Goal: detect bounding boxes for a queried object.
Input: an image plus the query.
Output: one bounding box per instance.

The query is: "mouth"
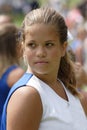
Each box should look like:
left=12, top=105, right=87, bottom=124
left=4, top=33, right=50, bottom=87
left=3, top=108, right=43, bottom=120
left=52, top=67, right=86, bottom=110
left=35, top=61, right=48, bottom=64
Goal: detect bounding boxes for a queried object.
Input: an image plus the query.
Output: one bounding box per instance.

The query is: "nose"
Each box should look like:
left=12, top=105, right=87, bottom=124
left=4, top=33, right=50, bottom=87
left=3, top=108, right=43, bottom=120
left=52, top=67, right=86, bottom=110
left=36, top=46, right=46, bottom=57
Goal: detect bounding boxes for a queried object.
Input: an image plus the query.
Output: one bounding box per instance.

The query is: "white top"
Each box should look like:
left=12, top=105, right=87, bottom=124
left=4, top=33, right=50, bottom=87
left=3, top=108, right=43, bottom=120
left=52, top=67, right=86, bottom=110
left=27, top=75, right=87, bottom=130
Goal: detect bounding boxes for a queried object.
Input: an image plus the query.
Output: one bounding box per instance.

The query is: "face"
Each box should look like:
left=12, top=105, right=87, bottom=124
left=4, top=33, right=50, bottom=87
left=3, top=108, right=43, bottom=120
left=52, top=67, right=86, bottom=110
left=23, top=24, right=67, bottom=76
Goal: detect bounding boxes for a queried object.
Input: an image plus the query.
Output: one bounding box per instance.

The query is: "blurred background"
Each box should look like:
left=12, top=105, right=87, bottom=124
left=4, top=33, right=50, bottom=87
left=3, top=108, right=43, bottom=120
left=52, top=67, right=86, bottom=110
left=0, top=0, right=86, bottom=26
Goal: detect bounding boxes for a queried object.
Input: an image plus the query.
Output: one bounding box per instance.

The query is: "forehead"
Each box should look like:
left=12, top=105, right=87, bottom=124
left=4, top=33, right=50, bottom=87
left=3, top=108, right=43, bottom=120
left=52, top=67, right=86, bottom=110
left=25, top=24, right=58, bottom=40
left=26, top=23, right=56, bottom=31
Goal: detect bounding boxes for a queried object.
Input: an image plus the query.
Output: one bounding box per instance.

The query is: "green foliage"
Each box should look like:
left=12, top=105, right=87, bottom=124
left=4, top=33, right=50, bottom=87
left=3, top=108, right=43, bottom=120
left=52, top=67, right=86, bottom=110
left=12, top=13, right=24, bottom=27
left=68, top=0, right=82, bottom=8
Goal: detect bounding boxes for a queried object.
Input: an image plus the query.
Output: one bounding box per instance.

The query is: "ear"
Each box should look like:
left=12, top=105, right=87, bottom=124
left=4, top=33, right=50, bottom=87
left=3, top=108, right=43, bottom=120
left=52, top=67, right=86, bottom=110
left=21, top=42, right=27, bottom=59
left=21, top=42, right=25, bottom=53
left=61, top=41, right=68, bottom=57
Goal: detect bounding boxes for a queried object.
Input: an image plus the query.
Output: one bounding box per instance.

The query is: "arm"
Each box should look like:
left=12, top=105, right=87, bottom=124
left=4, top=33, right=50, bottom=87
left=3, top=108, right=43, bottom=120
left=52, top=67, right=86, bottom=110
left=74, top=62, right=87, bottom=87
left=7, top=67, right=25, bottom=87
left=7, top=86, right=43, bottom=130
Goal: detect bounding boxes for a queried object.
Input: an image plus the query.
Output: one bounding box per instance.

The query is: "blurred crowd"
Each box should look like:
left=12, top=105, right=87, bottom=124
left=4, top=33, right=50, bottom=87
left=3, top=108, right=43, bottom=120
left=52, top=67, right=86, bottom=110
left=0, top=0, right=40, bottom=14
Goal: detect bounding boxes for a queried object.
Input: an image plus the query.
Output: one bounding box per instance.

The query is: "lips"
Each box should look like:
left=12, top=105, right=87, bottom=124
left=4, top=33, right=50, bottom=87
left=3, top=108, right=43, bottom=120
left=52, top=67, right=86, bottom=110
left=35, top=61, right=48, bottom=64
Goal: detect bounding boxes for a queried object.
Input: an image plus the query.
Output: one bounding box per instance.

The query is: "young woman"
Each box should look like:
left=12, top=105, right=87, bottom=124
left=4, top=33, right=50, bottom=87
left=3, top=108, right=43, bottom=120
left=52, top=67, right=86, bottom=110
left=0, top=23, right=24, bottom=127
left=1, top=7, right=87, bottom=130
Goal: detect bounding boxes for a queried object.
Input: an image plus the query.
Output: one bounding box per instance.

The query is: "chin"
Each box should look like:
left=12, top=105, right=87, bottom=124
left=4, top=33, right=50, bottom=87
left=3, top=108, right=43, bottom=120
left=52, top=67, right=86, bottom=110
left=35, top=71, right=48, bottom=75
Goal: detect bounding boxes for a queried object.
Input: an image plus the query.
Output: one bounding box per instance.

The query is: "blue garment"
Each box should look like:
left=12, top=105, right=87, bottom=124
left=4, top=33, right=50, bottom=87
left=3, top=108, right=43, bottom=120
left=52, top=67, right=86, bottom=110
left=0, top=65, right=18, bottom=127
left=0, top=73, right=33, bottom=130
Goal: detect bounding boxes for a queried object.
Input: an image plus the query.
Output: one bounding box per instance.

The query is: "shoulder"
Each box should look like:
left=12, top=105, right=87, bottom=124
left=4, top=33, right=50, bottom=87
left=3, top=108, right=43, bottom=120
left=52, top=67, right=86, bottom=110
left=8, top=86, right=42, bottom=105
left=7, top=67, right=25, bottom=87
left=8, top=86, right=42, bottom=107
left=10, top=67, right=25, bottom=77
left=7, top=86, right=42, bottom=130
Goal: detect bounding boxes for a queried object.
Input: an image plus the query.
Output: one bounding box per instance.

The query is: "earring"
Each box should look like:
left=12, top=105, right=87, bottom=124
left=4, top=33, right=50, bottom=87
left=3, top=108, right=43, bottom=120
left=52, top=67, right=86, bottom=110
left=23, top=55, right=28, bottom=66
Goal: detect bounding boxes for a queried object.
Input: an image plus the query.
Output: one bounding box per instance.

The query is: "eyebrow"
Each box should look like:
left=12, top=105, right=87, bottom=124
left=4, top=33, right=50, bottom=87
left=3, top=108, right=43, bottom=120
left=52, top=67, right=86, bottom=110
left=45, top=40, right=55, bottom=42
left=26, top=40, right=36, bottom=43
left=26, top=40, right=55, bottom=43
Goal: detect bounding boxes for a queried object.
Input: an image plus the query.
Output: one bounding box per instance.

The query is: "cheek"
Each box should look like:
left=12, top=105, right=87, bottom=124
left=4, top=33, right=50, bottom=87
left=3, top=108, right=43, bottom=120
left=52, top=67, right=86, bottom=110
left=24, top=48, right=33, bottom=59
left=26, top=51, right=33, bottom=60
left=50, top=50, right=61, bottom=58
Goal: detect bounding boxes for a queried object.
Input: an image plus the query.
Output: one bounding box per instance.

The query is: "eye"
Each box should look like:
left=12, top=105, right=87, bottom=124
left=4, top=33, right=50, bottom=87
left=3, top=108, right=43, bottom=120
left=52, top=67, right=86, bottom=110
left=27, top=42, right=36, bottom=48
left=45, top=42, right=54, bottom=47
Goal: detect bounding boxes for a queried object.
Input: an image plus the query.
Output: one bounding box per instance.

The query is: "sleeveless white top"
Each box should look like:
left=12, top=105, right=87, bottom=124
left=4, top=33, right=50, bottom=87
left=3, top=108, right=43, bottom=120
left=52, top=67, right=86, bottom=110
left=27, top=75, right=87, bottom=130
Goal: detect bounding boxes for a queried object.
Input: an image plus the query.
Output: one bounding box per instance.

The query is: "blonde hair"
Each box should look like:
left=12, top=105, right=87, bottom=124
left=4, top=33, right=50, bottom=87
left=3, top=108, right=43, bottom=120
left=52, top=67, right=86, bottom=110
left=19, top=7, right=79, bottom=96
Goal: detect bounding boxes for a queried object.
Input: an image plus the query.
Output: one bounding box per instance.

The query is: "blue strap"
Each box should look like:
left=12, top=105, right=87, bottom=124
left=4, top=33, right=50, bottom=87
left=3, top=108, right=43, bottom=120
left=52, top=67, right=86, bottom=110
left=6, top=73, right=33, bottom=102
left=0, top=73, right=33, bottom=130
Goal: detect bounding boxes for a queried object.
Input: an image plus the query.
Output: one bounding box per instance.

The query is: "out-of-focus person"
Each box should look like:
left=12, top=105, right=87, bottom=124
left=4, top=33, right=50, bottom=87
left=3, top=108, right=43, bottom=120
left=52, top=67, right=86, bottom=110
left=0, top=23, right=25, bottom=127
left=67, top=46, right=87, bottom=116
left=0, top=14, right=13, bottom=25
left=74, top=62, right=87, bottom=116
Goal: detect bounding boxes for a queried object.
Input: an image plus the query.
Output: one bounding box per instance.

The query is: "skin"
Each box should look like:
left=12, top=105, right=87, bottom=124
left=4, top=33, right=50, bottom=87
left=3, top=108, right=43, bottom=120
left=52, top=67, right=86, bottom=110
left=7, top=67, right=25, bottom=87
left=74, top=62, right=87, bottom=115
left=7, top=24, right=67, bottom=130
left=74, top=62, right=87, bottom=87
